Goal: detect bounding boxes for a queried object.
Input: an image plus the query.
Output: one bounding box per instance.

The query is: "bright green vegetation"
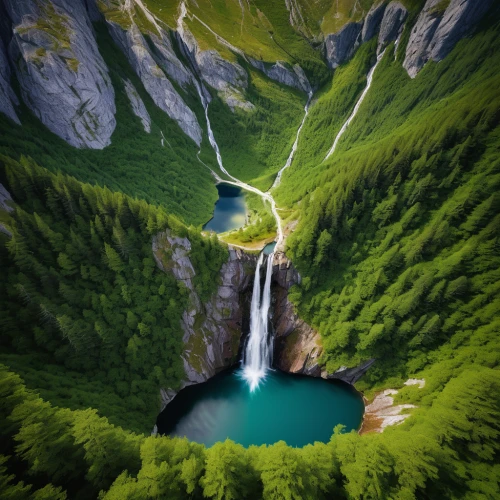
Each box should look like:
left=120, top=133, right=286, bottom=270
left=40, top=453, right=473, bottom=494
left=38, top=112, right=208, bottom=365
left=280, top=18, right=500, bottom=385
left=282, top=40, right=376, bottom=175
left=0, top=24, right=218, bottom=227
left=0, top=157, right=227, bottom=433
left=209, top=69, right=306, bottom=188
left=2, top=363, right=498, bottom=498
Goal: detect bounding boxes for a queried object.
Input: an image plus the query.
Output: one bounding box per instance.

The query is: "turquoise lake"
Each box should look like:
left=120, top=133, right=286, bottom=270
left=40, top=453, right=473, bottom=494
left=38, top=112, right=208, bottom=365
left=157, top=367, right=364, bottom=448
left=203, top=183, right=246, bottom=233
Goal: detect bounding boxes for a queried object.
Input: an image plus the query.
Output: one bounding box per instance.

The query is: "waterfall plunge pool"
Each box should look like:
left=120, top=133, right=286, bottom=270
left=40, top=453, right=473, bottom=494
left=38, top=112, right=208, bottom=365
left=203, top=183, right=247, bottom=233
left=156, top=366, right=364, bottom=448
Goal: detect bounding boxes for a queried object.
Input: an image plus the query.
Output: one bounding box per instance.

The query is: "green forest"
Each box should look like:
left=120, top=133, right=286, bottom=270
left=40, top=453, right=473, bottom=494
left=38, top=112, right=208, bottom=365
left=1, top=0, right=499, bottom=498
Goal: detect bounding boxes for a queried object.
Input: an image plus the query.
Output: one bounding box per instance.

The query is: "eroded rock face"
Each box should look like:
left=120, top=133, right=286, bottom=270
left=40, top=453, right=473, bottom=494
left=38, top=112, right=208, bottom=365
left=403, top=0, right=493, bottom=78
left=123, top=78, right=151, bottom=133
left=152, top=231, right=256, bottom=409
left=325, top=22, right=363, bottom=69
left=362, top=2, right=387, bottom=43
left=271, top=252, right=375, bottom=384
left=4, top=0, right=116, bottom=148
left=176, top=24, right=253, bottom=112
left=249, top=59, right=312, bottom=94
left=378, top=1, right=408, bottom=53
left=0, top=183, right=13, bottom=237
left=0, top=37, right=20, bottom=125
left=148, top=30, right=194, bottom=90
left=107, top=22, right=202, bottom=144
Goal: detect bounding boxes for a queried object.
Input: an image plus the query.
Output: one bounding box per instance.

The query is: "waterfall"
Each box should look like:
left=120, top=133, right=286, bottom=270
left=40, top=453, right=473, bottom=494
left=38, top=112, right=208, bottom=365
left=242, top=252, right=274, bottom=391
left=324, top=49, right=386, bottom=161
left=272, top=91, right=313, bottom=189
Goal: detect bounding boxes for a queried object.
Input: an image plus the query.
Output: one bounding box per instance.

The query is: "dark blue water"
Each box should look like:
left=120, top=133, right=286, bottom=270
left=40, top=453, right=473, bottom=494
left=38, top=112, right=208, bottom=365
left=203, top=183, right=246, bottom=233
left=157, top=367, right=364, bottom=448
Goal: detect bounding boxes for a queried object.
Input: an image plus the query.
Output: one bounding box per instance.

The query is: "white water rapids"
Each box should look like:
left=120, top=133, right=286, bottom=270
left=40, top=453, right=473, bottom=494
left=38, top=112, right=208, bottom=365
left=324, top=50, right=386, bottom=161
left=191, top=77, right=283, bottom=390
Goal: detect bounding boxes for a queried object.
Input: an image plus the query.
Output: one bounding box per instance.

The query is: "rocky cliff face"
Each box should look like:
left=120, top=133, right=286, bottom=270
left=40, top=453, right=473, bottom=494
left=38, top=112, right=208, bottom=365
left=175, top=22, right=254, bottom=112
left=362, top=2, right=386, bottom=43
left=325, top=22, right=363, bottom=69
left=123, top=78, right=151, bottom=133
left=378, top=2, right=408, bottom=54
left=3, top=0, right=116, bottom=148
left=403, top=0, right=494, bottom=78
left=152, top=231, right=256, bottom=409
left=249, top=58, right=312, bottom=94
left=105, top=21, right=202, bottom=145
left=0, top=36, right=20, bottom=125
left=271, top=251, right=375, bottom=384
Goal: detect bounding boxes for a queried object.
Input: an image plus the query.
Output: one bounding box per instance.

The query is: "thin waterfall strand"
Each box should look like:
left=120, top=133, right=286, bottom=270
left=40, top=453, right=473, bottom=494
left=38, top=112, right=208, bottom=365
left=324, top=50, right=386, bottom=161
left=242, top=252, right=274, bottom=391
left=272, top=91, right=313, bottom=189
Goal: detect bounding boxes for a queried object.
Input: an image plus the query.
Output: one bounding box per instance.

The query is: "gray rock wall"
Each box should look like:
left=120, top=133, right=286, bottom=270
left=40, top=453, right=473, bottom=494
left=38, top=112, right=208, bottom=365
left=271, top=251, right=374, bottom=384
left=325, top=22, right=363, bottom=69
left=4, top=0, right=116, bottom=148
left=175, top=24, right=254, bottom=111
left=0, top=36, right=20, bottom=124
left=378, top=1, right=408, bottom=53
left=362, top=2, right=387, bottom=43
left=152, top=231, right=256, bottom=408
left=403, top=0, right=493, bottom=78
left=249, top=58, right=312, bottom=94
left=123, top=78, right=151, bottom=133
left=106, top=21, right=202, bottom=145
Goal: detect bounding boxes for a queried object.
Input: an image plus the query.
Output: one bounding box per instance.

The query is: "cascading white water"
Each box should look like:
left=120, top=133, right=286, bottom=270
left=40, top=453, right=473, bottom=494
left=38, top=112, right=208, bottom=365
left=242, top=252, right=274, bottom=391
left=176, top=0, right=305, bottom=390
left=272, top=91, right=313, bottom=189
left=324, top=49, right=386, bottom=161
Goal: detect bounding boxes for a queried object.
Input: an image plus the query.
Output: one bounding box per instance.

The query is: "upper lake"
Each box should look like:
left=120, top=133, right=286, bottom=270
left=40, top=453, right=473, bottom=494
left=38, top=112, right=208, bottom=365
left=203, top=183, right=247, bottom=233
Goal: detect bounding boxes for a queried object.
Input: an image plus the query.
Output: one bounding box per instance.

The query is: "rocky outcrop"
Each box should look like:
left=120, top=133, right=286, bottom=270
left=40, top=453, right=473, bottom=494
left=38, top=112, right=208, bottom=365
left=123, top=78, right=151, bottom=133
left=0, top=36, right=20, bottom=125
left=0, top=183, right=13, bottom=212
left=273, top=284, right=323, bottom=377
left=362, top=2, right=386, bottom=43
left=327, top=359, right=376, bottom=384
left=153, top=231, right=256, bottom=408
left=176, top=24, right=253, bottom=112
left=325, top=22, right=363, bottom=69
left=249, top=59, right=312, bottom=94
left=0, top=183, right=13, bottom=237
left=4, top=0, right=116, bottom=148
left=378, top=1, right=408, bottom=53
left=403, top=0, right=493, bottom=78
left=285, top=0, right=312, bottom=39
left=360, top=379, right=425, bottom=433
left=271, top=251, right=374, bottom=384
left=106, top=22, right=202, bottom=144
left=148, top=29, right=194, bottom=90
